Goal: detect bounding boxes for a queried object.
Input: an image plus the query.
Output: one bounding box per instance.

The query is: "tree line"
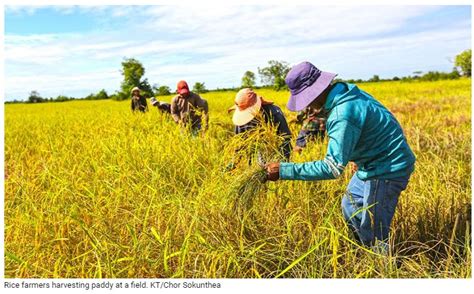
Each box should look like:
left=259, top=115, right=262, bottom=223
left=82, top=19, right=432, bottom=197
left=8, top=49, right=471, bottom=104
left=241, top=49, right=471, bottom=89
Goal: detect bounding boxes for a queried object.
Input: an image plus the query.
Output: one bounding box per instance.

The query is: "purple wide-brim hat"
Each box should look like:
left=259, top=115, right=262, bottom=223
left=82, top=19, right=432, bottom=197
left=285, top=62, right=337, bottom=112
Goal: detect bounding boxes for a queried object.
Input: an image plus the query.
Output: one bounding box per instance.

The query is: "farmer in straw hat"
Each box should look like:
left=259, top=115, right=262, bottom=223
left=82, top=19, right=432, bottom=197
left=170, top=80, right=209, bottom=135
left=228, top=88, right=292, bottom=164
left=130, top=86, right=148, bottom=113
left=265, top=61, right=416, bottom=252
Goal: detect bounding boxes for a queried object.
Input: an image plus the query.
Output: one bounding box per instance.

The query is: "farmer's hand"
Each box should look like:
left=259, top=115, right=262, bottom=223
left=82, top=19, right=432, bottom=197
left=350, top=162, right=358, bottom=174
left=266, top=162, right=280, bottom=182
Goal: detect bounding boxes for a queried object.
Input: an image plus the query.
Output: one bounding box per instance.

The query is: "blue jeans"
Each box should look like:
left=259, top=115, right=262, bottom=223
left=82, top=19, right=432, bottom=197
left=341, top=174, right=410, bottom=246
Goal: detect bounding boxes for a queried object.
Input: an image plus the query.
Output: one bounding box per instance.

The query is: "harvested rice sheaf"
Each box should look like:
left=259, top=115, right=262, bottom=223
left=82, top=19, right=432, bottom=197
left=235, top=166, right=267, bottom=211
left=223, top=122, right=284, bottom=212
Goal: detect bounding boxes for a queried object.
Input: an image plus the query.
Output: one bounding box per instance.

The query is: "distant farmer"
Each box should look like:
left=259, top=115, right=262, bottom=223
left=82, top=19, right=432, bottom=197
left=293, top=107, right=327, bottom=152
left=265, top=62, right=416, bottom=251
left=150, top=97, right=171, bottom=114
left=228, top=88, right=292, bottom=163
left=170, top=80, right=209, bottom=135
left=130, top=87, right=148, bottom=112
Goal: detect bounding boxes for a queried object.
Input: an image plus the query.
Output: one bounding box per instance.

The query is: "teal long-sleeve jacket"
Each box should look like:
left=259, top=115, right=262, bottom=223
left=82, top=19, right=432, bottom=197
left=280, top=82, right=416, bottom=181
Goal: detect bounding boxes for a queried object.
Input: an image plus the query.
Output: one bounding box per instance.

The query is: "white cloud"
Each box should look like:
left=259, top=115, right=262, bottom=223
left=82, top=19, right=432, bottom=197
left=6, top=33, right=64, bottom=44
left=4, top=5, right=471, bottom=100
left=142, top=6, right=440, bottom=43
left=5, top=5, right=44, bottom=15
left=5, top=70, right=121, bottom=99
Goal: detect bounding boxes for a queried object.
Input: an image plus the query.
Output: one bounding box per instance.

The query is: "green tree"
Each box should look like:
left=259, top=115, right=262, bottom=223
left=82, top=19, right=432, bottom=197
left=258, top=60, right=290, bottom=90
left=274, top=75, right=287, bottom=90
left=118, top=58, right=153, bottom=100
left=153, top=85, right=171, bottom=96
left=28, top=90, right=44, bottom=103
left=241, top=71, right=256, bottom=88
left=84, top=89, right=108, bottom=100
left=368, top=75, right=380, bottom=82
left=54, top=95, right=71, bottom=102
left=192, top=82, right=207, bottom=94
left=140, top=78, right=154, bottom=97
left=455, top=49, right=471, bottom=77
left=95, top=89, right=109, bottom=100
left=448, top=68, right=462, bottom=79
left=419, top=70, right=460, bottom=81
left=84, top=93, right=95, bottom=100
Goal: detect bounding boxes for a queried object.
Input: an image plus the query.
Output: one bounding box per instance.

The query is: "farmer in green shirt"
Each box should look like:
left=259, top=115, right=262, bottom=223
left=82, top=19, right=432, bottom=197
left=265, top=61, right=416, bottom=252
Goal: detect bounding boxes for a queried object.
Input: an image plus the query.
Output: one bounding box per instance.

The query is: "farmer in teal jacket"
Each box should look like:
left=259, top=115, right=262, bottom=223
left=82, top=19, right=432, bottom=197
left=265, top=61, right=416, bottom=251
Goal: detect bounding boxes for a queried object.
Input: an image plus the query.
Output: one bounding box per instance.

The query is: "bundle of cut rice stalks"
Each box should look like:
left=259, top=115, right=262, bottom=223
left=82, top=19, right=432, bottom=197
left=222, top=120, right=287, bottom=213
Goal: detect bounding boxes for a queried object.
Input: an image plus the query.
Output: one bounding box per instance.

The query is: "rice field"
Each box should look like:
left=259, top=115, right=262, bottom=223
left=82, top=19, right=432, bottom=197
left=4, top=79, right=472, bottom=278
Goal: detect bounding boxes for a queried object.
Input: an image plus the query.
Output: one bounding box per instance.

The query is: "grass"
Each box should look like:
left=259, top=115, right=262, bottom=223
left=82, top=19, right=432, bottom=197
left=4, top=79, right=472, bottom=278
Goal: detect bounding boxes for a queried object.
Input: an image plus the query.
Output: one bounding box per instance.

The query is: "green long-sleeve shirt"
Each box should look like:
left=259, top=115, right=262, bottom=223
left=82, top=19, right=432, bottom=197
left=280, top=82, right=415, bottom=181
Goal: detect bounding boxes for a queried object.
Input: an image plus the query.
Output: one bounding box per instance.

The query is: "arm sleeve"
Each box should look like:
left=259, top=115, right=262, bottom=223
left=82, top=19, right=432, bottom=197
left=201, top=99, right=209, bottom=127
left=142, top=97, right=148, bottom=111
left=131, top=99, right=135, bottom=111
left=275, top=111, right=291, bottom=138
left=279, top=119, right=361, bottom=181
left=274, top=110, right=292, bottom=161
left=170, top=98, right=180, bottom=123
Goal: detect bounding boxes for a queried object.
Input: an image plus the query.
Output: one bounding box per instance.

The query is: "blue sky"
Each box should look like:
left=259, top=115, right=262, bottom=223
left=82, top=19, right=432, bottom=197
left=4, top=5, right=472, bottom=100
